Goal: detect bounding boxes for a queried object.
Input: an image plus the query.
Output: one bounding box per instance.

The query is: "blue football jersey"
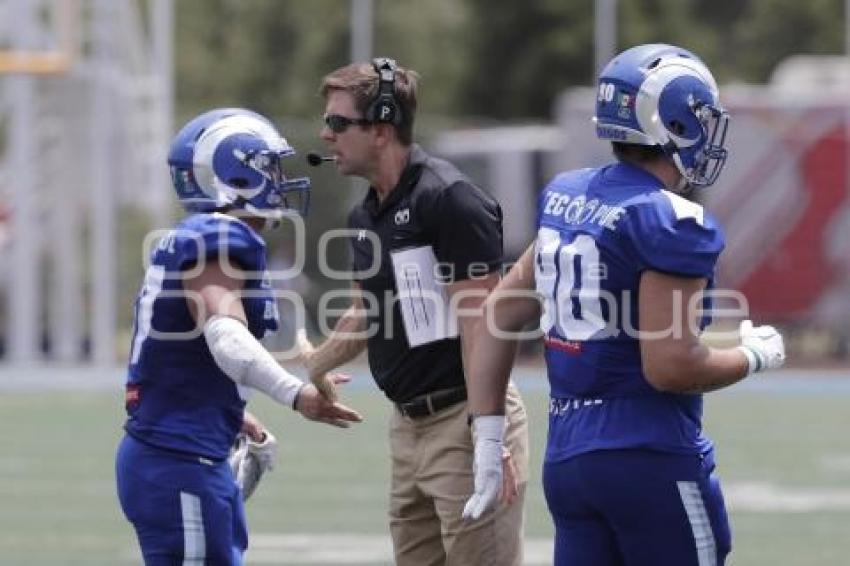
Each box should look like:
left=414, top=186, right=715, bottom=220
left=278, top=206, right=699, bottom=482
left=124, top=213, right=280, bottom=460
left=535, top=162, right=725, bottom=463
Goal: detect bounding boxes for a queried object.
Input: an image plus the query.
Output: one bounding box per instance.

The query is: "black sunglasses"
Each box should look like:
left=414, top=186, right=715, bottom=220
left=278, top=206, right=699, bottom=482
left=324, top=114, right=372, bottom=134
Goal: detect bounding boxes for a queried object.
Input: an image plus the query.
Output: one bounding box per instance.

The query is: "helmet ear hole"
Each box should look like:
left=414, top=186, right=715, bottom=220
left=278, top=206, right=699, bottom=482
left=228, top=177, right=250, bottom=188
left=668, top=120, right=686, bottom=135
left=648, top=57, right=662, bottom=69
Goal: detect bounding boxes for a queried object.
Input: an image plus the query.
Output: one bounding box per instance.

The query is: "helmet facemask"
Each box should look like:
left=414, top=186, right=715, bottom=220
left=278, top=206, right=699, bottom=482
left=233, top=148, right=311, bottom=219
left=666, top=98, right=729, bottom=189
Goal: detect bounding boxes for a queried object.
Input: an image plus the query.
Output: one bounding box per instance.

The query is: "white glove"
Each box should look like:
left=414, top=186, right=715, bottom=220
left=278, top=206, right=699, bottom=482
left=462, top=415, right=505, bottom=521
left=737, top=319, right=786, bottom=375
left=228, top=430, right=278, bottom=500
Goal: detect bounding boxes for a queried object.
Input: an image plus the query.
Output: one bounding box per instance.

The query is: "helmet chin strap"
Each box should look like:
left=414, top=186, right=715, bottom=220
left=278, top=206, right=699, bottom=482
left=673, top=175, right=694, bottom=194
left=212, top=200, right=281, bottom=231
left=244, top=202, right=283, bottom=231
left=668, top=151, right=695, bottom=194
left=262, top=218, right=282, bottom=231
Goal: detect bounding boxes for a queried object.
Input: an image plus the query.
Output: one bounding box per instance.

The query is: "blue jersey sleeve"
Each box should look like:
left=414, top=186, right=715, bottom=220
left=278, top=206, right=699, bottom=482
left=173, top=214, right=265, bottom=272
left=535, top=181, right=552, bottom=229
left=627, top=191, right=724, bottom=278
left=536, top=169, right=598, bottom=230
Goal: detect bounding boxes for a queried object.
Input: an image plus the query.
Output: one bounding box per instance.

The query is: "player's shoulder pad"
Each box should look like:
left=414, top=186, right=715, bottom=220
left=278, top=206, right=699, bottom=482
left=661, top=190, right=706, bottom=226
left=626, top=190, right=725, bottom=278
left=172, top=213, right=265, bottom=271
left=537, top=168, right=598, bottom=223
left=546, top=168, right=598, bottom=193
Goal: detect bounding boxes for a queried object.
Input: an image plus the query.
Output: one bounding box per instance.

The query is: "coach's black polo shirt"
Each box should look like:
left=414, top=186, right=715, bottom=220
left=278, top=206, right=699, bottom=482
left=348, top=144, right=503, bottom=403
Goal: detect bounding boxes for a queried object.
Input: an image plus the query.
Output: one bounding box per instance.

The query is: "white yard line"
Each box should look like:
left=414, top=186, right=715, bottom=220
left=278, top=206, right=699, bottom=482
left=820, top=454, right=850, bottom=473
left=247, top=534, right=553, bottom=565
left=725, top=481, right=850, bottom=513
left=246, top=481, right=850, bottom=564
left=1, top=365, right=849, bottom=394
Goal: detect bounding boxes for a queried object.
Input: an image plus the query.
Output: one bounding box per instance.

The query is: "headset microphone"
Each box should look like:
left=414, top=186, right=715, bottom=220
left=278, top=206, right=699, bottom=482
left=306, top=152, right=336, bottom=167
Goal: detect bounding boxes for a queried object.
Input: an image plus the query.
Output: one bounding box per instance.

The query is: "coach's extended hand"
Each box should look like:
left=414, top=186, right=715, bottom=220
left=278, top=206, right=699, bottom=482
left=295, top=329, right=339, bottom=402
left=294, top=373, right=362, bottom=428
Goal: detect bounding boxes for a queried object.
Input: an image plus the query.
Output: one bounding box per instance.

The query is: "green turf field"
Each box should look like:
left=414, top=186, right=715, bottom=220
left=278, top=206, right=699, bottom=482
left=0, top=368, right=848, bottom=565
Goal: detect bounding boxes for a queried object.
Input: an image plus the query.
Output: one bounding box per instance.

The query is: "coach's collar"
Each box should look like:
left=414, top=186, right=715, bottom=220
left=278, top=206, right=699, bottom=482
left=365, top=144, right=425, bottom=218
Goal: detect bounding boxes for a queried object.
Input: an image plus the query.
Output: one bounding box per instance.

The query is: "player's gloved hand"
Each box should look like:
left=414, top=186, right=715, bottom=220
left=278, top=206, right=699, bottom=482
left=295, top=329, right=338, bottom=402
left=229, top=430, right=278, bottom=501
left=462, top=415, right=506, bottom=521
left=737, top=319, right=786, bottom=375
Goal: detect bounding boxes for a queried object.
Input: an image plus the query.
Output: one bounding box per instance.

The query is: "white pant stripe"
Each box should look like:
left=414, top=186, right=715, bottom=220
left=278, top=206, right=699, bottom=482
left=180, top=492, right=206, bottom=565
left=677, top=481, right=718, bottom=566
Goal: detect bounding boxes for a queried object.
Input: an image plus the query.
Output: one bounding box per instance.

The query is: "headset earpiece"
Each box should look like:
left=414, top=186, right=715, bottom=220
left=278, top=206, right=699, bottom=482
left=366, top=57, right=403, bottom=126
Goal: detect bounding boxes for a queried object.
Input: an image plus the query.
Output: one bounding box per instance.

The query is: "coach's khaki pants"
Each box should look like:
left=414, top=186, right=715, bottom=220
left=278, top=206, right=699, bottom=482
left=389, top=383, right=529, bottom=566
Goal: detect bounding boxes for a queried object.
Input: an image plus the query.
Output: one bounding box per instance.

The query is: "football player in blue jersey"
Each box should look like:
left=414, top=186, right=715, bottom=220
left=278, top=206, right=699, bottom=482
left=116, top=108, right=362, bottom=565
left=462, top=45, right=786, bottom=565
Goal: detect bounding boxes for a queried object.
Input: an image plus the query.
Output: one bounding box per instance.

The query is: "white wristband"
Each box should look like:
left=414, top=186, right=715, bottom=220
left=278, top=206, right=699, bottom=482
left=204, top=315, right=304, bottom=407
left=736, top=345, right=761, bottom=376
left=471, top=415, right=506, bottom=443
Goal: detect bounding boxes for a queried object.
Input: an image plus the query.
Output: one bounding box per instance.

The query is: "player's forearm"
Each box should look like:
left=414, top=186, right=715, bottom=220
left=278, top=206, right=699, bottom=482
left=451, top=273, right=501, bottom=399
left=677, top=345, right=751, bottom=393
left=305, top=306, right=367, bottom=378
left=638, top=270, right=758, bottom=394
left=204, top=315, right=304, bottom=407
left=466, top=328, right=517, bottom=415
left=466, top=292, right=533, bottom=415
left=644, top=342, right=749, bottom=394
left=458, top=307, right=511, bottom=415
left=466, top=247, right=539, bottom=415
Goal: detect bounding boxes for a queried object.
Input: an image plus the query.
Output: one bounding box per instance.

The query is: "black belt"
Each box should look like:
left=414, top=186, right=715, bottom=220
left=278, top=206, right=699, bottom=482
left=396, top=386, right=467, bottom=419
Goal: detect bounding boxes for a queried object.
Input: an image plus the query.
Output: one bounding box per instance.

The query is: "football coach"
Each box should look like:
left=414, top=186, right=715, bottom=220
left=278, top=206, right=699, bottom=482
left=299, top=57, right=529, bottom=566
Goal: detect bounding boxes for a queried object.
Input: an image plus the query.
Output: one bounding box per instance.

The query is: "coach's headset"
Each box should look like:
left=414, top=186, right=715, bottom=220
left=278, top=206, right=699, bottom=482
left=365, top=57, right=403, bottom=126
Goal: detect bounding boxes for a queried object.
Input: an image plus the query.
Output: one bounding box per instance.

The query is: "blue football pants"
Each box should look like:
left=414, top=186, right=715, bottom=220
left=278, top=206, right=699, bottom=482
left=116, top=434, right=247, bottom=565
left=543, top=449, right=731, bottom=566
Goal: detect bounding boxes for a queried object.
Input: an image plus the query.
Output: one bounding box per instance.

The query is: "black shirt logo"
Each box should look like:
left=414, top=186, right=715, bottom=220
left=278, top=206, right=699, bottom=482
left=394, top=208, right=410, bottom=225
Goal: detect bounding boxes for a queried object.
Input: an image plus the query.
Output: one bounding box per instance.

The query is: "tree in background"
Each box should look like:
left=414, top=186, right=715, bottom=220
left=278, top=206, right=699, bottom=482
left=175, top=0, right=472, bottom=124
left=175, top=0, right=847, bottom=122
left=457, top=0, right=595, bottom=120
left=732, top=0, right=846, bottom=82
left=458, top=0, right=847, bottom=120
left=175, top=0, right=348, bottom=120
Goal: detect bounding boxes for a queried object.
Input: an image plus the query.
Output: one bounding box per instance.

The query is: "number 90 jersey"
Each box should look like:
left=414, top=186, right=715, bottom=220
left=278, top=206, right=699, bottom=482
left=124, top=213, right=280, bottom=461
left=535, top=162, right=724, bottom=462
